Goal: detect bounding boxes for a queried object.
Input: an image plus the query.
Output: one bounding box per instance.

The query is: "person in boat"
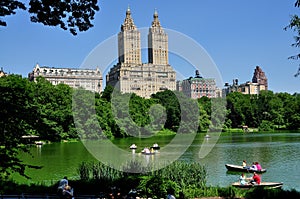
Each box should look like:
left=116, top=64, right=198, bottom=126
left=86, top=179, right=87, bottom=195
left=249, top=172, right=261, bottom=185
left=150, top=147, right=154, bottom=154
left=239, top=173, right=248, bottom=185
left=249, top=162, right=257, bottom=171
left=255, top=162, right=262, bottom=171
left=242, top=160, right=247, bottom=168
left=142, top=147, right=151, bottom=154
left=242, top=160, right=250, bottom=169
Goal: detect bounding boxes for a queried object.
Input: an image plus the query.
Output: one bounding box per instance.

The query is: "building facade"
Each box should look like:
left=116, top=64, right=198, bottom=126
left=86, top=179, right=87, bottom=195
left=223, top=66, right=268, bottom=95
left=237, top=82, right=266, bottom=95
left=177, top=70, right=217, bottom=99
left=30, top=64, right=103, bottom=93
left=106, top=8, right=176, bottom=98
left=0, top=67, right=7, bottom=77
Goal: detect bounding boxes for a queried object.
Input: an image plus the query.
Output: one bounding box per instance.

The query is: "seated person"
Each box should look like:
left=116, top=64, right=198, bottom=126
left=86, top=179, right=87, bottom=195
left=57, top=177, right=68, bottom=197
left=242, top=160, right=250, bottom=169
left=255, top=162, right=262, bottom=171
left=63, top=185, right=73, bottom=199
left=249, top=172, right=261, bottom=185
left=249, top=162, right=257, bottom=171
left=239, top=173, right=247, bottom=185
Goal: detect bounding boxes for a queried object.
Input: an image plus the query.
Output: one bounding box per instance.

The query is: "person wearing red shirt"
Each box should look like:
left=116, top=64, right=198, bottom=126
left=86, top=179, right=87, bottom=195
left=250, top=172, right=261, bottom=185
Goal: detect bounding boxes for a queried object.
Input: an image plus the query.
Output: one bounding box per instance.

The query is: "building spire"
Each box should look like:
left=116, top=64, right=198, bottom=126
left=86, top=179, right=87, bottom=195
left=127, top=4, right=130, bottom=12
left=151, top=9, right=161, bottom=28
left=121, top=5, right=136, bottom=31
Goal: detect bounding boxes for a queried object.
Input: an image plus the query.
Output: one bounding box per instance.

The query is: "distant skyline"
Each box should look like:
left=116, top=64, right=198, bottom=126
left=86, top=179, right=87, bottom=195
left=1, top=0, right=299, bottom=93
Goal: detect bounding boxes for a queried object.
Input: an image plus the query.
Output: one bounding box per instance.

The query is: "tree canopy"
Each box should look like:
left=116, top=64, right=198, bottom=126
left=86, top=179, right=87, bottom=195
left=285, top=0, right=300, bottom=76
left=0, top=0, right=99, bottom=35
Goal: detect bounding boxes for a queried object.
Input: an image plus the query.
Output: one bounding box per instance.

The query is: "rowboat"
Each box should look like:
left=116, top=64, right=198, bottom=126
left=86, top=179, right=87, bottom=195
left=151, top=143, right=160, bottom=150
left=129, top=144, right=137, bottom=149
left=225, top=164, right=267, bottom=173
left=232, top=181, right=283, bottom=189
left=35, top=141, right=44, bottom=145
left=141, top=147, right=155, bottom=155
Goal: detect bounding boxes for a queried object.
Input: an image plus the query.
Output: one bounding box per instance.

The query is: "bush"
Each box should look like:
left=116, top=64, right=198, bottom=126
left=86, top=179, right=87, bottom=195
left=258, top=120, right=274, bottom=131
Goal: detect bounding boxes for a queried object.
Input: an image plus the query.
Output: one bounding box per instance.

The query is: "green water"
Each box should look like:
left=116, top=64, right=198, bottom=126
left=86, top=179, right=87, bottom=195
left=13, top=132, right=300, bottom=191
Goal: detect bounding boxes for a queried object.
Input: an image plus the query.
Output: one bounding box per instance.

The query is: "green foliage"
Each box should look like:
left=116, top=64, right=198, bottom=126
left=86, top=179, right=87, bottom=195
left=152, top=90, right=200, bottom=133
left=226, top=91, right=300, bottom=130
left=197, top=97, right=211, bottom=132
left=285, top=0, right=300, bottom=76
left=77, top=162, right=91, bottom=181
left=259, top=120, right=274, bottom=132
left=155, top=161, right=207, bottom=190
left=34, top=77, right=76, bottom=141
left=151, top=90, right=181, bottom=132
left=75, top=160, right=207, bottom=198
left=0, top=0, right=100, bottom=35
left=0, top=75, right=40, bottom=180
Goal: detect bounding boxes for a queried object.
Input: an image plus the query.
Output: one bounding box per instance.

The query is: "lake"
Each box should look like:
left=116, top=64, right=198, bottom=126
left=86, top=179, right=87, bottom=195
left=13, top=132, right=300, bottom=191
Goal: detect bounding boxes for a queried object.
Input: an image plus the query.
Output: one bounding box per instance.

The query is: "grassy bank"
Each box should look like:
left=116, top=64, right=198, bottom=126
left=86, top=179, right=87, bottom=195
left=1, top=160, right=300, bottom=199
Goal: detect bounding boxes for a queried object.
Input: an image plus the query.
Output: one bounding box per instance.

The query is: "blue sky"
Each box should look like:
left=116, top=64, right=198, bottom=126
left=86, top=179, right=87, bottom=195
left=1, top=0, right=299, bottom=93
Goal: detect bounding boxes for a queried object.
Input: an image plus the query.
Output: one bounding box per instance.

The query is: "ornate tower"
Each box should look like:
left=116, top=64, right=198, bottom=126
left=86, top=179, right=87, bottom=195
left=118, top=7, right=142, bottom=65
left=107, top=8, right=176, bottom=98
left=252, top=66, right=268, bottom=90
left=148, top=10, right=169, bottom=65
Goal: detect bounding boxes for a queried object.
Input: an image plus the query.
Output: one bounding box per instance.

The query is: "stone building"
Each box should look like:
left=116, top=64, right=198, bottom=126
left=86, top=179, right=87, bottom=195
left=176, top=70, right=217, bottom=99
left=223, top=66, right=268, bottom=95
left=0, top=67, right=7, bottom=77
left=252, top=65, right=268, bottom=90
left=30, top=64, right=103, bottom=93
left=106, top=8, right=176, bottom=98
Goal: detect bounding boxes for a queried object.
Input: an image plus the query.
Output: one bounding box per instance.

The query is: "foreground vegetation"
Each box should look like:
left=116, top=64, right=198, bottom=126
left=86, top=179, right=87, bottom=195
left=1, top=160, right=300, bottom=199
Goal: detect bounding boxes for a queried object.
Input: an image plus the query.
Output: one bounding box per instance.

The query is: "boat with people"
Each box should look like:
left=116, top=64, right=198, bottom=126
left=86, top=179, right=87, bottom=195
left=232, top=181, right=283, bottom=189
left=150, top=143, right=160, bottom=150
left=35, top=141, right=44, bottom=146
left=141, top=147, right=155, bottom=155
left=225, top=164, right=267, bottom=173
left=204, top=134, right=211, bottom=138
left=129, top=144, right=137, bottom=149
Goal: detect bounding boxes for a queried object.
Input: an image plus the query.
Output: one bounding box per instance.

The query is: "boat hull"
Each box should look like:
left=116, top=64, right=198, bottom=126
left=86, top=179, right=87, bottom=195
left=141, top=152, right=155, bottom=155
left=225, top=164, right=267, bottom=173
left=232, top=182, right=283, bottom=189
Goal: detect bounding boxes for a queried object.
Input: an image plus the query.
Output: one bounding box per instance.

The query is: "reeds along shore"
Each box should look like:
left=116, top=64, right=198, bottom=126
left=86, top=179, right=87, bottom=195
left=2, top=160, right=300, bottom=199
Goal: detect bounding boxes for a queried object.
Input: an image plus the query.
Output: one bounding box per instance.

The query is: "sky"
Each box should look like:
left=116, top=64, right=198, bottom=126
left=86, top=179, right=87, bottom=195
left=1, top=0, right=300, bottom=94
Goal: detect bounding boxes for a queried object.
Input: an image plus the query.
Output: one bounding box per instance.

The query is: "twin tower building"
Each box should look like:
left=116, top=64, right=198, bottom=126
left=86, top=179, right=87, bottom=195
left=31, top=8, right=176, bottom=98
left=106, top=7, right=176, bottom=98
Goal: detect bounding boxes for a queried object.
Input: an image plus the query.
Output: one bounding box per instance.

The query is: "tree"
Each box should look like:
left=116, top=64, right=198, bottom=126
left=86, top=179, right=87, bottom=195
left=33, top=77, right=76, bottom=141
left=285, top=0, right=300, bottom=76
left=0, top=0, right=100, bottom=35
left=0, top=75, right=40, bottom=180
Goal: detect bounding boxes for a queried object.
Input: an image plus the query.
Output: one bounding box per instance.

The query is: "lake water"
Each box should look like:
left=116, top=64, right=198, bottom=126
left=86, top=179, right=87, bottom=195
left=13, top=132, right=300, bottom=191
